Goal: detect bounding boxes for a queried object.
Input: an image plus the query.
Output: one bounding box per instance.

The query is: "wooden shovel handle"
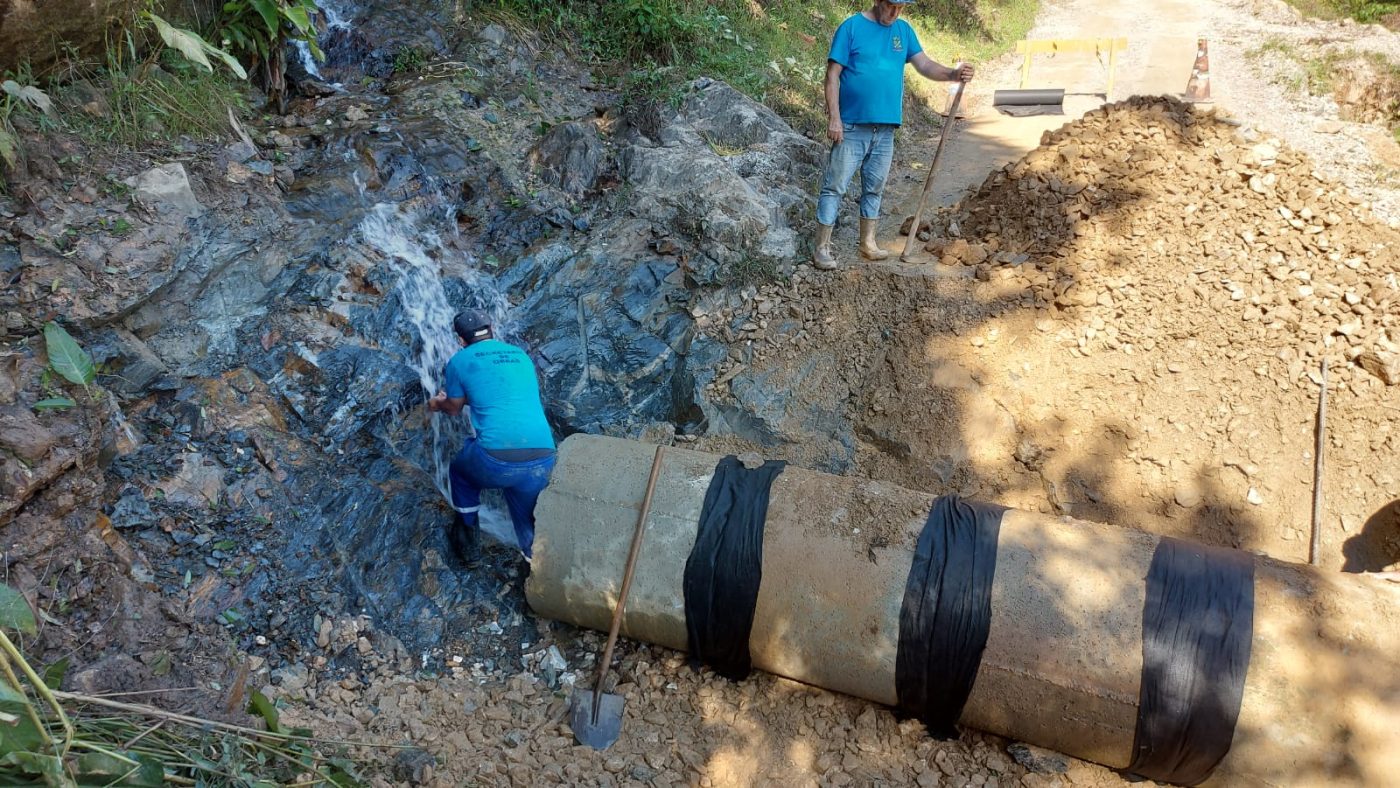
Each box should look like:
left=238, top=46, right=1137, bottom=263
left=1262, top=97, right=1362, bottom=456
left=592, top=444, right=667, bottom=712
left=901, top=81, right=967, bottom=262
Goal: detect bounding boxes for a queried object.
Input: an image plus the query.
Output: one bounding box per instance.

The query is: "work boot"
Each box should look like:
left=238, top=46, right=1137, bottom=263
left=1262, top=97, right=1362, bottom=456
left=859, top=218, right=890, bottom=261
left=813, top=223, right=838, bottom=270
left=446, top=512, right=480, bottom=568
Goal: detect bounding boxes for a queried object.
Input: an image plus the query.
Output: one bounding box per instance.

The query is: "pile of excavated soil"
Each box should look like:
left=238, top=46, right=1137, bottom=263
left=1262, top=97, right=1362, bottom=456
left=925, top=95, right=1400, bottom=388
left=699, top=94, right=1400, bottom=571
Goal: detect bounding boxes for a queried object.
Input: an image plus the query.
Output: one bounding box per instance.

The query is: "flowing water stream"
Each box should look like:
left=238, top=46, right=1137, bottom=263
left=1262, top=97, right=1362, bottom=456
left=296, top=0, right=353, bottom=81
left=354, top=202, right=522, bottom=548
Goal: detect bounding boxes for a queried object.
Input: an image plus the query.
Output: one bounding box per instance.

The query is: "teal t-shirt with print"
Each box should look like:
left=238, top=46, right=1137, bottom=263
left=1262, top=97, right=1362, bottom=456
left=444, top=339, right=555, bottom=452
left=828, top=14, right=924, bottom=126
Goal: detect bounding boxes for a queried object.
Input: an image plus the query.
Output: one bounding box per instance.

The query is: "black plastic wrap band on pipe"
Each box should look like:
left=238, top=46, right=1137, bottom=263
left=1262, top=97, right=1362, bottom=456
left=682, top=456, right=787, bottom=681
left=992, top=88, right=1067, bottom=106
left=896, top=495, right=1008, bottom=739
left=1127, top=536, right=1256, bottom=786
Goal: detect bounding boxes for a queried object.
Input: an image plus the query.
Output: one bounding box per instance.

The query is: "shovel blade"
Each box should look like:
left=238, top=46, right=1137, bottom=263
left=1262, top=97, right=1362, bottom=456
left=569, top=690, right=625, bottom=750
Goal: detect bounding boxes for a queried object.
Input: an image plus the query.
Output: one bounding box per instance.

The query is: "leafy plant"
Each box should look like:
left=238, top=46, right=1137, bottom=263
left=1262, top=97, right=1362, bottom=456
left=217, top=0, right=324, bottom=112
left=144, top=12, right=247, bottom=79
left=31, top=398, right=77, bottom=412
left=1, top=76, right=54, bottom=183
left=42, top=322, right=95, bottom=391
left=0, top=582, right=377, bottom=785
left=393, top=45, right=428, bottom=73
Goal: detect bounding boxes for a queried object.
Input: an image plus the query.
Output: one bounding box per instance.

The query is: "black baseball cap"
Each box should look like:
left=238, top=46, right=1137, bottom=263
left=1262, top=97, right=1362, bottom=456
left=453, top=309, right=493, bottom=341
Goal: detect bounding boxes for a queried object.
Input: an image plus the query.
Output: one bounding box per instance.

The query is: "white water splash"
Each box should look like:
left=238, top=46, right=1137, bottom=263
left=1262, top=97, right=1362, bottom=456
left=296, top=0, right=354, bottom=81
left=353, top=203, right=519, bottom=548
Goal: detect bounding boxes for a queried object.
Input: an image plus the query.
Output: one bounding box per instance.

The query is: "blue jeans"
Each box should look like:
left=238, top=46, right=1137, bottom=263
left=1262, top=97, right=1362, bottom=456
left=817, top=123, right=897, bottom=226
left=449, top=440, right=556, bottom=559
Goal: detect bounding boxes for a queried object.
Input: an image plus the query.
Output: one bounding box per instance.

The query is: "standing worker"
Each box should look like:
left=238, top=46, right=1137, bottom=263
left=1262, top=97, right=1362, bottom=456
left=428, top=309, right=556, bottom=567
left=814, top=0, right=974, bottom=270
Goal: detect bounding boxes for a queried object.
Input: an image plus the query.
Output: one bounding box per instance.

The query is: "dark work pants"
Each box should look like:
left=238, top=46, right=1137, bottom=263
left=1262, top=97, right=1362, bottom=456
left=448, top=439, right=556, bottom=558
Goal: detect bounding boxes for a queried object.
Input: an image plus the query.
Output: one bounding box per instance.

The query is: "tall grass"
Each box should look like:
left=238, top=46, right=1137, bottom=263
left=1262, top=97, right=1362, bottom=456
left=1279, top=0, right=1400, bottom=23
left=51, top=49, right=246, bottom=150
left=479, top=0, right=1038, bottom=133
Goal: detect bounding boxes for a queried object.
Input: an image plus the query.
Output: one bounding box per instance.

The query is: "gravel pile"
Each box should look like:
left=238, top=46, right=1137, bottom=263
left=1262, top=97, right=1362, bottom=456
left=922, top=96, right=1400, bottom=392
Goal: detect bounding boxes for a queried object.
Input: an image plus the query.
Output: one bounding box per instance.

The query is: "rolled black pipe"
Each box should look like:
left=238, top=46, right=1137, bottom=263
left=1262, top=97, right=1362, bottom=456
left=993, top=88, right=1066, bottom=107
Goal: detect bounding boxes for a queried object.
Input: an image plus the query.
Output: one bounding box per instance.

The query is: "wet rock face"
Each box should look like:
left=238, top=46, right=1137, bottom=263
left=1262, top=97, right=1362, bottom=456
left=527, top=122, right=605, bottom=196
left=1, top=2, right=841, bottom=654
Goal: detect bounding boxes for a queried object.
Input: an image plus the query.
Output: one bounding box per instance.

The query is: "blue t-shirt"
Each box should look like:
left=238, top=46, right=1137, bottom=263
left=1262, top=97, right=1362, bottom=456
left=828, top=14, right=923, bottom=125
left=444, top=339, right=555, bottom=452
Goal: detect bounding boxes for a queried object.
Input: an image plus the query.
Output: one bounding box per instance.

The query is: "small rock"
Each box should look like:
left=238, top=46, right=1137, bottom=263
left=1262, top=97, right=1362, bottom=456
left=225, top=161, right=254, bottom=185
left=1008, top=743, right=1068, bottom=774
left=737, top=451, right=765, bottom=469
left=1247, top=487, right=1264, bottom=506
left=1357, top=350, right=1399, bottom=385
left=1174, top=482, right=1203, bottom=509
left=542, top=646, right=567, bottom=672
left=345, top=106, right=370, bottom=122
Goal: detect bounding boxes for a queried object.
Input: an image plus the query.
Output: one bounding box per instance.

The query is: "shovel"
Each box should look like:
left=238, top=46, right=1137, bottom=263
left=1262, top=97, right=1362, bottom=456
left=901, top=80, right=967, bottom=262
left=569, top=443, right=666, bottom=750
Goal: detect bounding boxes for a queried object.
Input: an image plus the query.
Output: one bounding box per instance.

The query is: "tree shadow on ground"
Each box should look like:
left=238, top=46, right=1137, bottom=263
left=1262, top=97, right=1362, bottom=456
left=1341, top=498, right=1400, bottom=572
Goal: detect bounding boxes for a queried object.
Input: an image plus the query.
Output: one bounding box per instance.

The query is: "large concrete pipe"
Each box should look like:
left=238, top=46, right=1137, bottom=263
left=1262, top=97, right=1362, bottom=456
left=525, top=435, right=1400, bottom=785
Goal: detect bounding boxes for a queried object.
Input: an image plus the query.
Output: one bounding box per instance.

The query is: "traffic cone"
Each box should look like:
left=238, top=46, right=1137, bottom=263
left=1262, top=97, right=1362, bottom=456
left=1184, top=38, right=1211, bottom=102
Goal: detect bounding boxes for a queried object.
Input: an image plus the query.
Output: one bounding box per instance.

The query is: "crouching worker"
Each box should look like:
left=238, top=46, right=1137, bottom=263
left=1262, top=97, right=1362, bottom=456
left=427, top=309, right=556, bottom=566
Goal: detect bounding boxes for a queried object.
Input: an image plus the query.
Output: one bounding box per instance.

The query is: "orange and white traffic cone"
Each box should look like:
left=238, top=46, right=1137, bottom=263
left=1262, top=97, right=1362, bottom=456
left=1184, top=38, right=1211, bottom=102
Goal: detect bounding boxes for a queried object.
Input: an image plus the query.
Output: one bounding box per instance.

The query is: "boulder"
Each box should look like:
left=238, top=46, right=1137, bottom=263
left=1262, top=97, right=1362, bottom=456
left=527, top=121, right=605, bottom=196
left=125, top=163, right=204, bottom=220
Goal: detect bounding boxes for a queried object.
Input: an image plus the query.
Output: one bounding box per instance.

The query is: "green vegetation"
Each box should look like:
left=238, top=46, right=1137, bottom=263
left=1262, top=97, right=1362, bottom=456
left=480, top=0, right=1037, bottom=133
left=722, top=255, right=783, bottom=286
left=54, top=55, right=247, bottom=148
left=215, top=0, right=323, bottom=110
left=0, top=75, right=54, bottom=177
left=1279, top=0, right=1400, bottom=23
left=0, top=582, right=370, bottom=785
left=393, top=44, right=430, bottom=73
left=1247, top=37, right=1400, bottom=141
left=2, top=2, right=322, bottom=185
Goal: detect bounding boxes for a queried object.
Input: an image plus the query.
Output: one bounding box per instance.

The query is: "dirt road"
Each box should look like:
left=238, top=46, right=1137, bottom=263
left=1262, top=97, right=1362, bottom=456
left=882, top=0, right=1400, bottom=237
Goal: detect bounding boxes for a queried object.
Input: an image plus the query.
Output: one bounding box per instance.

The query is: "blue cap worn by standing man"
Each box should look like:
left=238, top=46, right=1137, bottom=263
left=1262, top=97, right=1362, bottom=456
left=428, top=309, right=556, bottom=567
left=813, top=0, right=974, bottom=270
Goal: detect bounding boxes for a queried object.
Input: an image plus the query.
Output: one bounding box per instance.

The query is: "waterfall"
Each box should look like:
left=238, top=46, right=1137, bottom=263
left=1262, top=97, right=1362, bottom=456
left=296, top=0, right=353, bottom=81
left=353, top=203, right=520, bottom=548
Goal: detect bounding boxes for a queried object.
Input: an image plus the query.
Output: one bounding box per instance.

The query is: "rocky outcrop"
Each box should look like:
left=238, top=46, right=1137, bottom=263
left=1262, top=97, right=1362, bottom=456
left=527, top=122, right=605, bottom=196
left=618, top=78, right=825, bottom=276
left=0, top=6, right=841, bottom=656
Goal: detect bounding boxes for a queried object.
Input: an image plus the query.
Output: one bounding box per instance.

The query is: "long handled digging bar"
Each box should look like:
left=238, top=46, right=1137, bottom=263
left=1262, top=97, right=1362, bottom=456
left=1310, top=361, right=1328, bottom=566
left=568, top=443, right=666, bottom=749
left=900, top=81, right=967, bottom=263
